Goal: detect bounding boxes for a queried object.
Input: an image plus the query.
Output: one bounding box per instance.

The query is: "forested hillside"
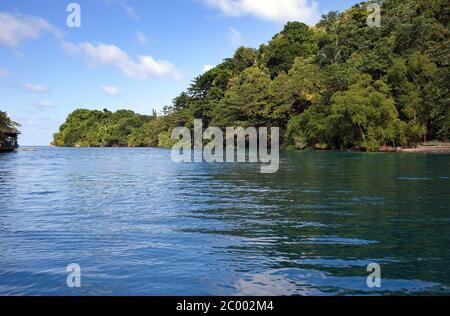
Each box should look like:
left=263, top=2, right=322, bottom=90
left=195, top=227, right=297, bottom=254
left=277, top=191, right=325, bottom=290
left=53, top=0, right=449, bottom=151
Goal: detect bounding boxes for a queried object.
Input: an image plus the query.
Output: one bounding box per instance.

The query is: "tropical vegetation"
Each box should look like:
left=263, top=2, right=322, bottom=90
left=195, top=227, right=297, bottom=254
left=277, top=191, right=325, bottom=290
left=0, top=111, right=20, bottom=133
left=53, top=0, right=449, bottom=151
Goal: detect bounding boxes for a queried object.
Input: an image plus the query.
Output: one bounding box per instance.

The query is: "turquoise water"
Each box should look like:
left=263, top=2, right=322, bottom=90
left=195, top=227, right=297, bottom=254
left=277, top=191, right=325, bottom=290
left=0, top=147, right=449, bottom=295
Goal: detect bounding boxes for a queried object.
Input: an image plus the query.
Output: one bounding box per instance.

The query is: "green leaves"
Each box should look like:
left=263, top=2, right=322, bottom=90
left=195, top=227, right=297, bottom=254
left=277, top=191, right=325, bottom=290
left=328, top=77, right=403, bottom=150
left=53, top=109, right=156, bottom=147
left=216, top=66, right=272, bottom=127
left=0, top=111, right=20, bottom=131
left=261, top=22, right=318, bottom=78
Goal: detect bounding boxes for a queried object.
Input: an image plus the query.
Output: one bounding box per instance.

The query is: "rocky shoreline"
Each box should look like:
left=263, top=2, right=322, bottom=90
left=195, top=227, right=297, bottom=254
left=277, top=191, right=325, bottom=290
left=381, top=142, right=450, bottom=153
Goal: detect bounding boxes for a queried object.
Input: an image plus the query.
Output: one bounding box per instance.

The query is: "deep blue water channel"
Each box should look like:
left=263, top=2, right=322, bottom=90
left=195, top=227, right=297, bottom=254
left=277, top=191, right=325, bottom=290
left=0, top=147, right=449, bottom=295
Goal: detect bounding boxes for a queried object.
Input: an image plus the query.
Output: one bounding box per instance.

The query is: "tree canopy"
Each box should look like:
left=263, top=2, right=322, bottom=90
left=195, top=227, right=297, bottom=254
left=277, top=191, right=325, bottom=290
left=0, top=111, right=20, bottom=132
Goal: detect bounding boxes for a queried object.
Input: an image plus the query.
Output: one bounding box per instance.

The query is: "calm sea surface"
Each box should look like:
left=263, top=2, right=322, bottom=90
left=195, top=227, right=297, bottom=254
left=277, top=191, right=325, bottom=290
left=0, top=147, right=449, bottom=295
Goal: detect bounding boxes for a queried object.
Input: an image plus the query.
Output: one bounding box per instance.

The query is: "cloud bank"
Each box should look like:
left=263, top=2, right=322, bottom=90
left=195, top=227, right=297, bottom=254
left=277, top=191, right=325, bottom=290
left=202, top=64, right=214, bottom=72
left=101, top=0, right=139, bottom=20
left=202, top=0, right=320, bottom=24
left=0, top=12, right=62, bottom=48
left=101, top=85, right=120, bottom=97
left=62, top=41, right=180, bottom=80
left=36, top=100, right=57, bottom=109
left=135, top=31, right=147, bottom=45
left=227, top=27, right=245, bottom=47
left=21, top=83, right=47, bottom=93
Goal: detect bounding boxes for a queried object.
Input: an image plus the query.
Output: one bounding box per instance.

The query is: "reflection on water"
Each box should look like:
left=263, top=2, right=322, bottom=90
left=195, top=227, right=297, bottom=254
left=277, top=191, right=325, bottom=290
left=0, top=147, right=449, bottom=295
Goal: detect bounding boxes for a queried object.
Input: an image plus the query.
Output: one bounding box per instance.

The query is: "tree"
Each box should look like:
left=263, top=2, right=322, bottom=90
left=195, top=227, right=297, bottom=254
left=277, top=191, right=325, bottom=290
left=0, top=111, right=20, bottom=131
left=267, top=57, right=325, bottom=132
left=172, top=92, right=191, bottom=111
left=286, top=105, right=330, bottom=150
left=327, top=77, right=405, bottom=151
left=387, top=53, right=446, bottom=141
left=260, top=22, right=318, bottom=78
left=188, top=60, right=234, bottom=99
left=232, top=47, right=257, bottom=73
left=214, top=66, right=272, bottom=127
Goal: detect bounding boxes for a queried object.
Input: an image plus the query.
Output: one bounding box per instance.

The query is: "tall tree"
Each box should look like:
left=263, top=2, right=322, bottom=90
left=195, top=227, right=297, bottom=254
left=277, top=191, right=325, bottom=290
left=260, top=22, right=318, bottom=78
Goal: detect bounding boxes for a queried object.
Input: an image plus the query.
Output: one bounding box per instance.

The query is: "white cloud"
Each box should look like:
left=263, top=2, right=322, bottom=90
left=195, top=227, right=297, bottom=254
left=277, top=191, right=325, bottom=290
left=227, top=27, right=244, bottom=47
left=0, top=68, right=10, bottom=77
left=202, top=0, right=320, bottom=24
left=102, top=0, right=139, bottom=20
left=36, top=100, right=56, bottom=109
left=135, top=31, right=147, bottom=45
left=21, top=83, right=47, bottom=93
left=120, top=0, right=139, bottom=20
left=62, top=41, right=180, bottom=80
left=101, top=85, right=120, bottom=97
left=0, top=12, right=62, bottom=48
left=202, top=64, right=214, bottom=72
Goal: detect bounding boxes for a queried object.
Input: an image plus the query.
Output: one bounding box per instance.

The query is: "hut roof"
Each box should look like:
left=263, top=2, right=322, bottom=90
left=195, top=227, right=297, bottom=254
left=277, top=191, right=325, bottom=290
left=0, top=127, right=20, bottom=135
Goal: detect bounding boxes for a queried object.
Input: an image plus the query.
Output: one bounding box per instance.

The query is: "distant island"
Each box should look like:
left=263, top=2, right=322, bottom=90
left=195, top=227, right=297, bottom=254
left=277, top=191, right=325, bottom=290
left=53, top=0, right=449, bottom=152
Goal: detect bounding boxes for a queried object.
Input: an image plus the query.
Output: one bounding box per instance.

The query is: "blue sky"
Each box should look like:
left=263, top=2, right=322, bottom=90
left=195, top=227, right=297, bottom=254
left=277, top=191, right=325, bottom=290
left=0, top=0, right=360, bottom=145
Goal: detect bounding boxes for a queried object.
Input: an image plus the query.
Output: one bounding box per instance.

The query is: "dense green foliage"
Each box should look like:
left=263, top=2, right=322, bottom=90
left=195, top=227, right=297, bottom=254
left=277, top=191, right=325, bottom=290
left=53, top=109, right=167, bottom=147
left=0, top=111, right=20, bottom=130
left=0, top=111, right=20, bottom=132
left=54, top=0, right=449, bottom=150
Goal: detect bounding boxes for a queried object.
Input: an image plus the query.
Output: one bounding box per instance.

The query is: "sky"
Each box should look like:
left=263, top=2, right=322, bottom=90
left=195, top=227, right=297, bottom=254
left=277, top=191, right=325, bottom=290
left=0, top=0, right=360, bottom=145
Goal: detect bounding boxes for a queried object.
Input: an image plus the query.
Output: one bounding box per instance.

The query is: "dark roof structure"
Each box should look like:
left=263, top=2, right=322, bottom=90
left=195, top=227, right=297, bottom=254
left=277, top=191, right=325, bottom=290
left=0, top=127, right=20, bottom=135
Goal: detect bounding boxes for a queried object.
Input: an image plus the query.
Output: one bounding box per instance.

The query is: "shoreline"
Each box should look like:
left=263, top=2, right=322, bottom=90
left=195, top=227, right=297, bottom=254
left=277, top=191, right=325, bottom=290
left=384, top=142, right=450, bottom=154
left=22, top=142, right=450, bottom=154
